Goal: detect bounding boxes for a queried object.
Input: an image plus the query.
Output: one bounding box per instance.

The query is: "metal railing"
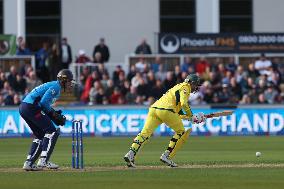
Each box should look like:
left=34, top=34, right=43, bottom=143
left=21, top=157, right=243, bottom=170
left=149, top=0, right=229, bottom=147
left=126, top=53, right=284, bottom=67
left=0, top=55, right=35, bottom=73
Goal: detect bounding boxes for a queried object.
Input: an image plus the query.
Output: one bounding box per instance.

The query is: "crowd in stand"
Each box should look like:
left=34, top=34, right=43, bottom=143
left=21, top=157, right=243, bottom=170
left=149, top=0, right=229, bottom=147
left=0, top=36, right=153, bottom=106
left=78, top=54, right=284, bottom=106
left=1, top=36, right=284, bottom=106
left=0, top=65, right=42, bottom=106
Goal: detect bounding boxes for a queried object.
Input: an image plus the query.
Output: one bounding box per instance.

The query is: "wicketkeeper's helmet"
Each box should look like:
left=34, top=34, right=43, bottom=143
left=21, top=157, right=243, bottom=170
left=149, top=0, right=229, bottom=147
left=57, top=69, right=75, bottom=91
left=57, top=69, right=74, bottom=82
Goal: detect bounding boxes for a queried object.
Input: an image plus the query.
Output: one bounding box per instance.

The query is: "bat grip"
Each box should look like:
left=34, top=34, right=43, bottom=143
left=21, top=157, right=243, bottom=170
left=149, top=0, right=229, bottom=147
left=205, top=114, right=214, bottom=118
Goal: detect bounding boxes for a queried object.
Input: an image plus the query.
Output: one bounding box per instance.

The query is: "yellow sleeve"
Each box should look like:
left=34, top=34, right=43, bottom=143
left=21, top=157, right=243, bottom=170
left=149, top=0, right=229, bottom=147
left=179, top=115, right=190, bottom=120
left=180, top=86, right=192, bottom=118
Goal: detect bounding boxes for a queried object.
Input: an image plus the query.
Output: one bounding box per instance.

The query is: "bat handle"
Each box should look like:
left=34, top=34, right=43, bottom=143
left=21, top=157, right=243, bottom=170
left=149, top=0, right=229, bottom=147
left=205, top=114, right=214, bottom=118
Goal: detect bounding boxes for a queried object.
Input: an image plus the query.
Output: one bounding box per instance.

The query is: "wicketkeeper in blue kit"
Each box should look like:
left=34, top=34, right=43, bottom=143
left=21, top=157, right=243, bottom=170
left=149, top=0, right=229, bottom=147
left=20, top=69, right=75, bottom=171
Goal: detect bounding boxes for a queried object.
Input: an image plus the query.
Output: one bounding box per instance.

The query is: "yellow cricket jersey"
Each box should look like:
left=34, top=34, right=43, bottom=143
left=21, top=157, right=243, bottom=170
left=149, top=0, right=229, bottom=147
left=151, top=82, right=192, bottom=117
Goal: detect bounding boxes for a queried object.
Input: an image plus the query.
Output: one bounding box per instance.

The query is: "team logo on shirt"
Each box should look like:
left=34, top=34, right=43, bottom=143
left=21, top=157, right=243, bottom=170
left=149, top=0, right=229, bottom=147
left=183, top=89, right=187, bottom=94
left=51, top=89, right=56, bottom=95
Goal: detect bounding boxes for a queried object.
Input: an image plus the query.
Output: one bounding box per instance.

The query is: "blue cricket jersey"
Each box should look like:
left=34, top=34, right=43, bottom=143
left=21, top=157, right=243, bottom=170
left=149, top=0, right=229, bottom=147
left=23, top=81, right=61, bottom=113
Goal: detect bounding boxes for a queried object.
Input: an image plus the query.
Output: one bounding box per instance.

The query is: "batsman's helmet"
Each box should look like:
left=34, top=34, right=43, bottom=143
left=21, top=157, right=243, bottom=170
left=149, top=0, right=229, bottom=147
left=57, top=69, right=74, bottom=82
left=184, top=74, right=200, bottom=85
left=185, top=74, right=201, bottom=92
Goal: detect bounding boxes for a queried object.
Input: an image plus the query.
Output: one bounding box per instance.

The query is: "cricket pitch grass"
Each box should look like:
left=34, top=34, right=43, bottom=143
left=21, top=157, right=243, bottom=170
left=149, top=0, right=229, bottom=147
left=0, top=136, right=284, bottom=189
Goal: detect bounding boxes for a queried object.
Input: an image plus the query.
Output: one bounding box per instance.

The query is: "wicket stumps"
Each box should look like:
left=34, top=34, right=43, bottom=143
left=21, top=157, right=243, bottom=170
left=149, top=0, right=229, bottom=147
left=72, top=120, right=84, bottom=169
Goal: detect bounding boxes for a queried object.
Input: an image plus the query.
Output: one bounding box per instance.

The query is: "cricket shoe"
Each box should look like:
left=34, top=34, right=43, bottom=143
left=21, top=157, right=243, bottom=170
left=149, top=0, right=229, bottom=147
left=46, top=161, right=59, bottom=169
left=160, top=151, right=178, bottom=167
left=124, top=150, right=136, bottom=168
left=37, top=158, right=59, bottom=169
left=23, top=161, right=43, bottom=171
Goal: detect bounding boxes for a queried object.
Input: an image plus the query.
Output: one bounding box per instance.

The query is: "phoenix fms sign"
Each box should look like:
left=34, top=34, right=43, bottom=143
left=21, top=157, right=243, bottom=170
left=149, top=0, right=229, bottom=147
left=158, top=33, right=284, bottom=54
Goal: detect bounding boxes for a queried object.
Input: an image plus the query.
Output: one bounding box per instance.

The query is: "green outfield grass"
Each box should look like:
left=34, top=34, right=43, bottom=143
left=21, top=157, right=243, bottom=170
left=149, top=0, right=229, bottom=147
left=0, top=136, right=284, bottom=189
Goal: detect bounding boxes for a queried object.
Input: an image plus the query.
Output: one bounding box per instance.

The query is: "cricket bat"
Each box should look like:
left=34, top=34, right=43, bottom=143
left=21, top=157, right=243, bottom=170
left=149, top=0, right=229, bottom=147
left=204, top=110, right=234, bottom=118
left=180, top=110, right=234, bottom=120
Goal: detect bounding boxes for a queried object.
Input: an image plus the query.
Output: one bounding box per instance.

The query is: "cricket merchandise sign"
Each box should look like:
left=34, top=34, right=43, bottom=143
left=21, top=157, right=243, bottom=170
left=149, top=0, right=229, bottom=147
left=159, top=33, right=284, bottom=54
left=0, top=107, right=283, bottom=137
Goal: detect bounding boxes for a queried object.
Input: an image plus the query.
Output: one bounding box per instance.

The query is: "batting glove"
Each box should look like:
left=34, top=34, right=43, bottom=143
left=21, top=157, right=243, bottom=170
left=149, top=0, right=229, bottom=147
left=192, top=112, right=206, bottom=124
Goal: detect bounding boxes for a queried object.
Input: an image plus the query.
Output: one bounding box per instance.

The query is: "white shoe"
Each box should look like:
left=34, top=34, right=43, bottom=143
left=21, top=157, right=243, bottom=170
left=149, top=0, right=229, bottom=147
left=160, top=151, right=178, bottom=167
left=124, top=150, right=136, bottom=168
left=23, top=161, right=43, bottom=171
left=37, top=158, right=59, bottom=169
left=46, top=161, right=59, bottom=169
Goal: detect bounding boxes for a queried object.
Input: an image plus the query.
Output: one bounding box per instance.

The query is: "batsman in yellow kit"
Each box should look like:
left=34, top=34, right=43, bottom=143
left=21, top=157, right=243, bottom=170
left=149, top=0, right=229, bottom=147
left=124, top=74, right=207, bottom=167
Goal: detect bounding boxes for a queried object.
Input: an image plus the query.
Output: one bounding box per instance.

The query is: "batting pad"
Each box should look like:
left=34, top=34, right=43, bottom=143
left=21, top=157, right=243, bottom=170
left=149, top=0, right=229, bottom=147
left=169, top=128, right=192, bottom=159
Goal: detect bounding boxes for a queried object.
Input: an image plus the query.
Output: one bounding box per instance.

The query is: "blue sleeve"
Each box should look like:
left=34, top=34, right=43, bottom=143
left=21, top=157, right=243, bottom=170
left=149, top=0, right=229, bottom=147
left=39, top=87, right=59, bottom=113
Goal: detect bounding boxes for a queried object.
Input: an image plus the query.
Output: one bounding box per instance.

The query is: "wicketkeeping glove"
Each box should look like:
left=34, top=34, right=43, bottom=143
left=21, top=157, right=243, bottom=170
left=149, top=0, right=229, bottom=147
left=48, top=109, right=66, bottom=126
